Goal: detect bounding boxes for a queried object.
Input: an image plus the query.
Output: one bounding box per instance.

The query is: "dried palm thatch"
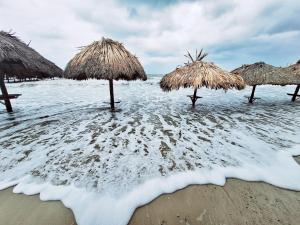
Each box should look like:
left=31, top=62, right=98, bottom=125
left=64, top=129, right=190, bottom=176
left=160, top=50, right=245, bottom=107
left=64, top=38, right=146, bottom=111
left=64, top=38, right=146, bottom=81
left=0, top=31, right=63, bottom=79
left=160, top=61, right=245, bottom=91
left=284, top=59, right=300, bottom=77
left=232, top=62, right=299, bottom=86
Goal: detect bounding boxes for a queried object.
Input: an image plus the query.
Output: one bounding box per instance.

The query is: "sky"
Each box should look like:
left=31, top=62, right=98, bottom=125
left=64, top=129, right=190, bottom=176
left=0, top=0, right=299, bottom=74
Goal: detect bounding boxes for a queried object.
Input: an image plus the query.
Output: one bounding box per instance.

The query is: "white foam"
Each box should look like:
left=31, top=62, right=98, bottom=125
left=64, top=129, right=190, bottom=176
left=1, top=78, right=300, bottom=225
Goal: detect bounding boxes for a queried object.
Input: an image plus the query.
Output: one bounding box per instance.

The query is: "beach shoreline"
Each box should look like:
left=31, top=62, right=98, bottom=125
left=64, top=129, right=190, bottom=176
left=0, top=156, right=299, bottom=225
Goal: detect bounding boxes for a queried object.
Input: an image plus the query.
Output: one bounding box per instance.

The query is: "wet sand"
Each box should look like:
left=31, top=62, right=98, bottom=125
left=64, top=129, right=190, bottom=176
left=0, top=187, right=76, bottom=225
left=129, top=179, right=300, bottom=225
left=0, top=156, right=299, bottom=225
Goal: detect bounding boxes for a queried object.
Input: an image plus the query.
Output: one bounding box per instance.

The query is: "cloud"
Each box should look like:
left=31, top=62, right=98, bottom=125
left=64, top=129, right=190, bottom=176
left=0, top=0, right=299, bottom=74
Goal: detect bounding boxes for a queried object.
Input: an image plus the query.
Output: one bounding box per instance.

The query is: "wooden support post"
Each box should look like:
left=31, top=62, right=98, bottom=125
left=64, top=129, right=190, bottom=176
left=0, top=74, right=13, bottom=112
left=291, top=85, right=300, bottom=102
left=249, top=85, right=256, bottom=104
left=192, top=88, right=197, bottom=108
left=109, top=79, right=115, bottom=111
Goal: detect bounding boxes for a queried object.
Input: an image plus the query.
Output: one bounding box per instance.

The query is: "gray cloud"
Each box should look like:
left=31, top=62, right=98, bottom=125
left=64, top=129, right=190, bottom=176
left=0, top=0, right=299, bottom=74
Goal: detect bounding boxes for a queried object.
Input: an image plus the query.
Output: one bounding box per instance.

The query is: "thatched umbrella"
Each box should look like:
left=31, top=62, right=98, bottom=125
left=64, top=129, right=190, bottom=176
left=283, top=60, right=300, bottom=101
left=160, top=50, right=245, bottom=107
left=64, top=37, right=147, bottom=111
left=232, top=62, right=300, bottom=103
left=0, top=31, right=63, bottom=112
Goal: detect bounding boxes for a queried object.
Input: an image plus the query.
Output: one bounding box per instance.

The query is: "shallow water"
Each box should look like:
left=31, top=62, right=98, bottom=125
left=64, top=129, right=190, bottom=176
left=0, top=77, right=300, bottom=225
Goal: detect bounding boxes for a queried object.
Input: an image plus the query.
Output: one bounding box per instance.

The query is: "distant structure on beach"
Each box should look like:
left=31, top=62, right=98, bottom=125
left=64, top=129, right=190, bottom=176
left=64, top=37, right=147, bottom=111
left=283, top=60, right=300, bottom=101
left=232, top=62, right=300, bottom=103
left=160, top=50, right=245, bottom=107
left=0, top=31, right=63, bottom=112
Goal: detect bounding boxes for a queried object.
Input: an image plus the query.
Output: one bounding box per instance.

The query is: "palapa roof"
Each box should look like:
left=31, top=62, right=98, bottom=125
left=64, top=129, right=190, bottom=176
left=64, top=38, right=147, bottom=81
left=0, top=31, right=63, bottom=78
left=160, top=61, right=245, bottom=92
left=232, top=62, right=300, bottom=86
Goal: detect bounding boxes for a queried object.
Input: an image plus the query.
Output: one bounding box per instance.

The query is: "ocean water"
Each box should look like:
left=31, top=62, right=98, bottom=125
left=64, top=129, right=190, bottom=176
left=0, top=77, right=300, bottom=225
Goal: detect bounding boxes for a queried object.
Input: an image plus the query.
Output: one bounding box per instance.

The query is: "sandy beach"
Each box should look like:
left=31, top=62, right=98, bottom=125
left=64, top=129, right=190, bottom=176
left=0, top=156, right=299, bottom=225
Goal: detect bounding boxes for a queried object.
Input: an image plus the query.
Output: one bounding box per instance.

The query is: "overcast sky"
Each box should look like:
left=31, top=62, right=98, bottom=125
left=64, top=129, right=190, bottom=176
left=0, top=0, right=299, bottom=74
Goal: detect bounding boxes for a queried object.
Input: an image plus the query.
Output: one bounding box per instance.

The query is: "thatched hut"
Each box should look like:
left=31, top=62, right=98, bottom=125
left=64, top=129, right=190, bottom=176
left=232, top=62, right=300, bottom=103
left=160, top=51, right=245, bottom=107
left=0, top=31, right=63, bottom=112
left=283, top=60, right=300, bottom=101
left=64, top=37, right=147, bottom=111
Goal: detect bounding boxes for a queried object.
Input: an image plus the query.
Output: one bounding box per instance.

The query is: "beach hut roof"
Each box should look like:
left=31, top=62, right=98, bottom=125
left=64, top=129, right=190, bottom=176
left=160, top=61, right=245, bottom=92
left=0, top=31, right=63, bottom=78
left=232, top=62, right=300, bottom=86
left=64, top=38, right=146, bottom=81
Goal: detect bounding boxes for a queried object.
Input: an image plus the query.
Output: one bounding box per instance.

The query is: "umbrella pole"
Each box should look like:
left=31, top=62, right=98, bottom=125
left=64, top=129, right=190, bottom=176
left=0, top=74, right=13, bottom=112
left=109, top=79, right=115, bottom=111
left=249, top=85, right=256, bottom=104
left=291, top=85, right=300, bottom=102
left=192, top=88, right=197, bottom=107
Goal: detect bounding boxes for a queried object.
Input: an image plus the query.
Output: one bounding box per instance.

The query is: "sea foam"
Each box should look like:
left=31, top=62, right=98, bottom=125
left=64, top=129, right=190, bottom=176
left=0, top=78, right=300, bottom=225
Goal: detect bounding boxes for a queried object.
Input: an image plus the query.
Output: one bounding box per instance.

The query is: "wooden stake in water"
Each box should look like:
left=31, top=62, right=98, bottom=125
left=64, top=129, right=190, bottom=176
left=249, top=85, right=257, bottom=104
left=291, top=85, right=300, bottom=102
left=0, top=73, right=13, bottom=112
left=109, top=79, right=115, bottom=111
left=192, top=88, right=197, bottom=108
